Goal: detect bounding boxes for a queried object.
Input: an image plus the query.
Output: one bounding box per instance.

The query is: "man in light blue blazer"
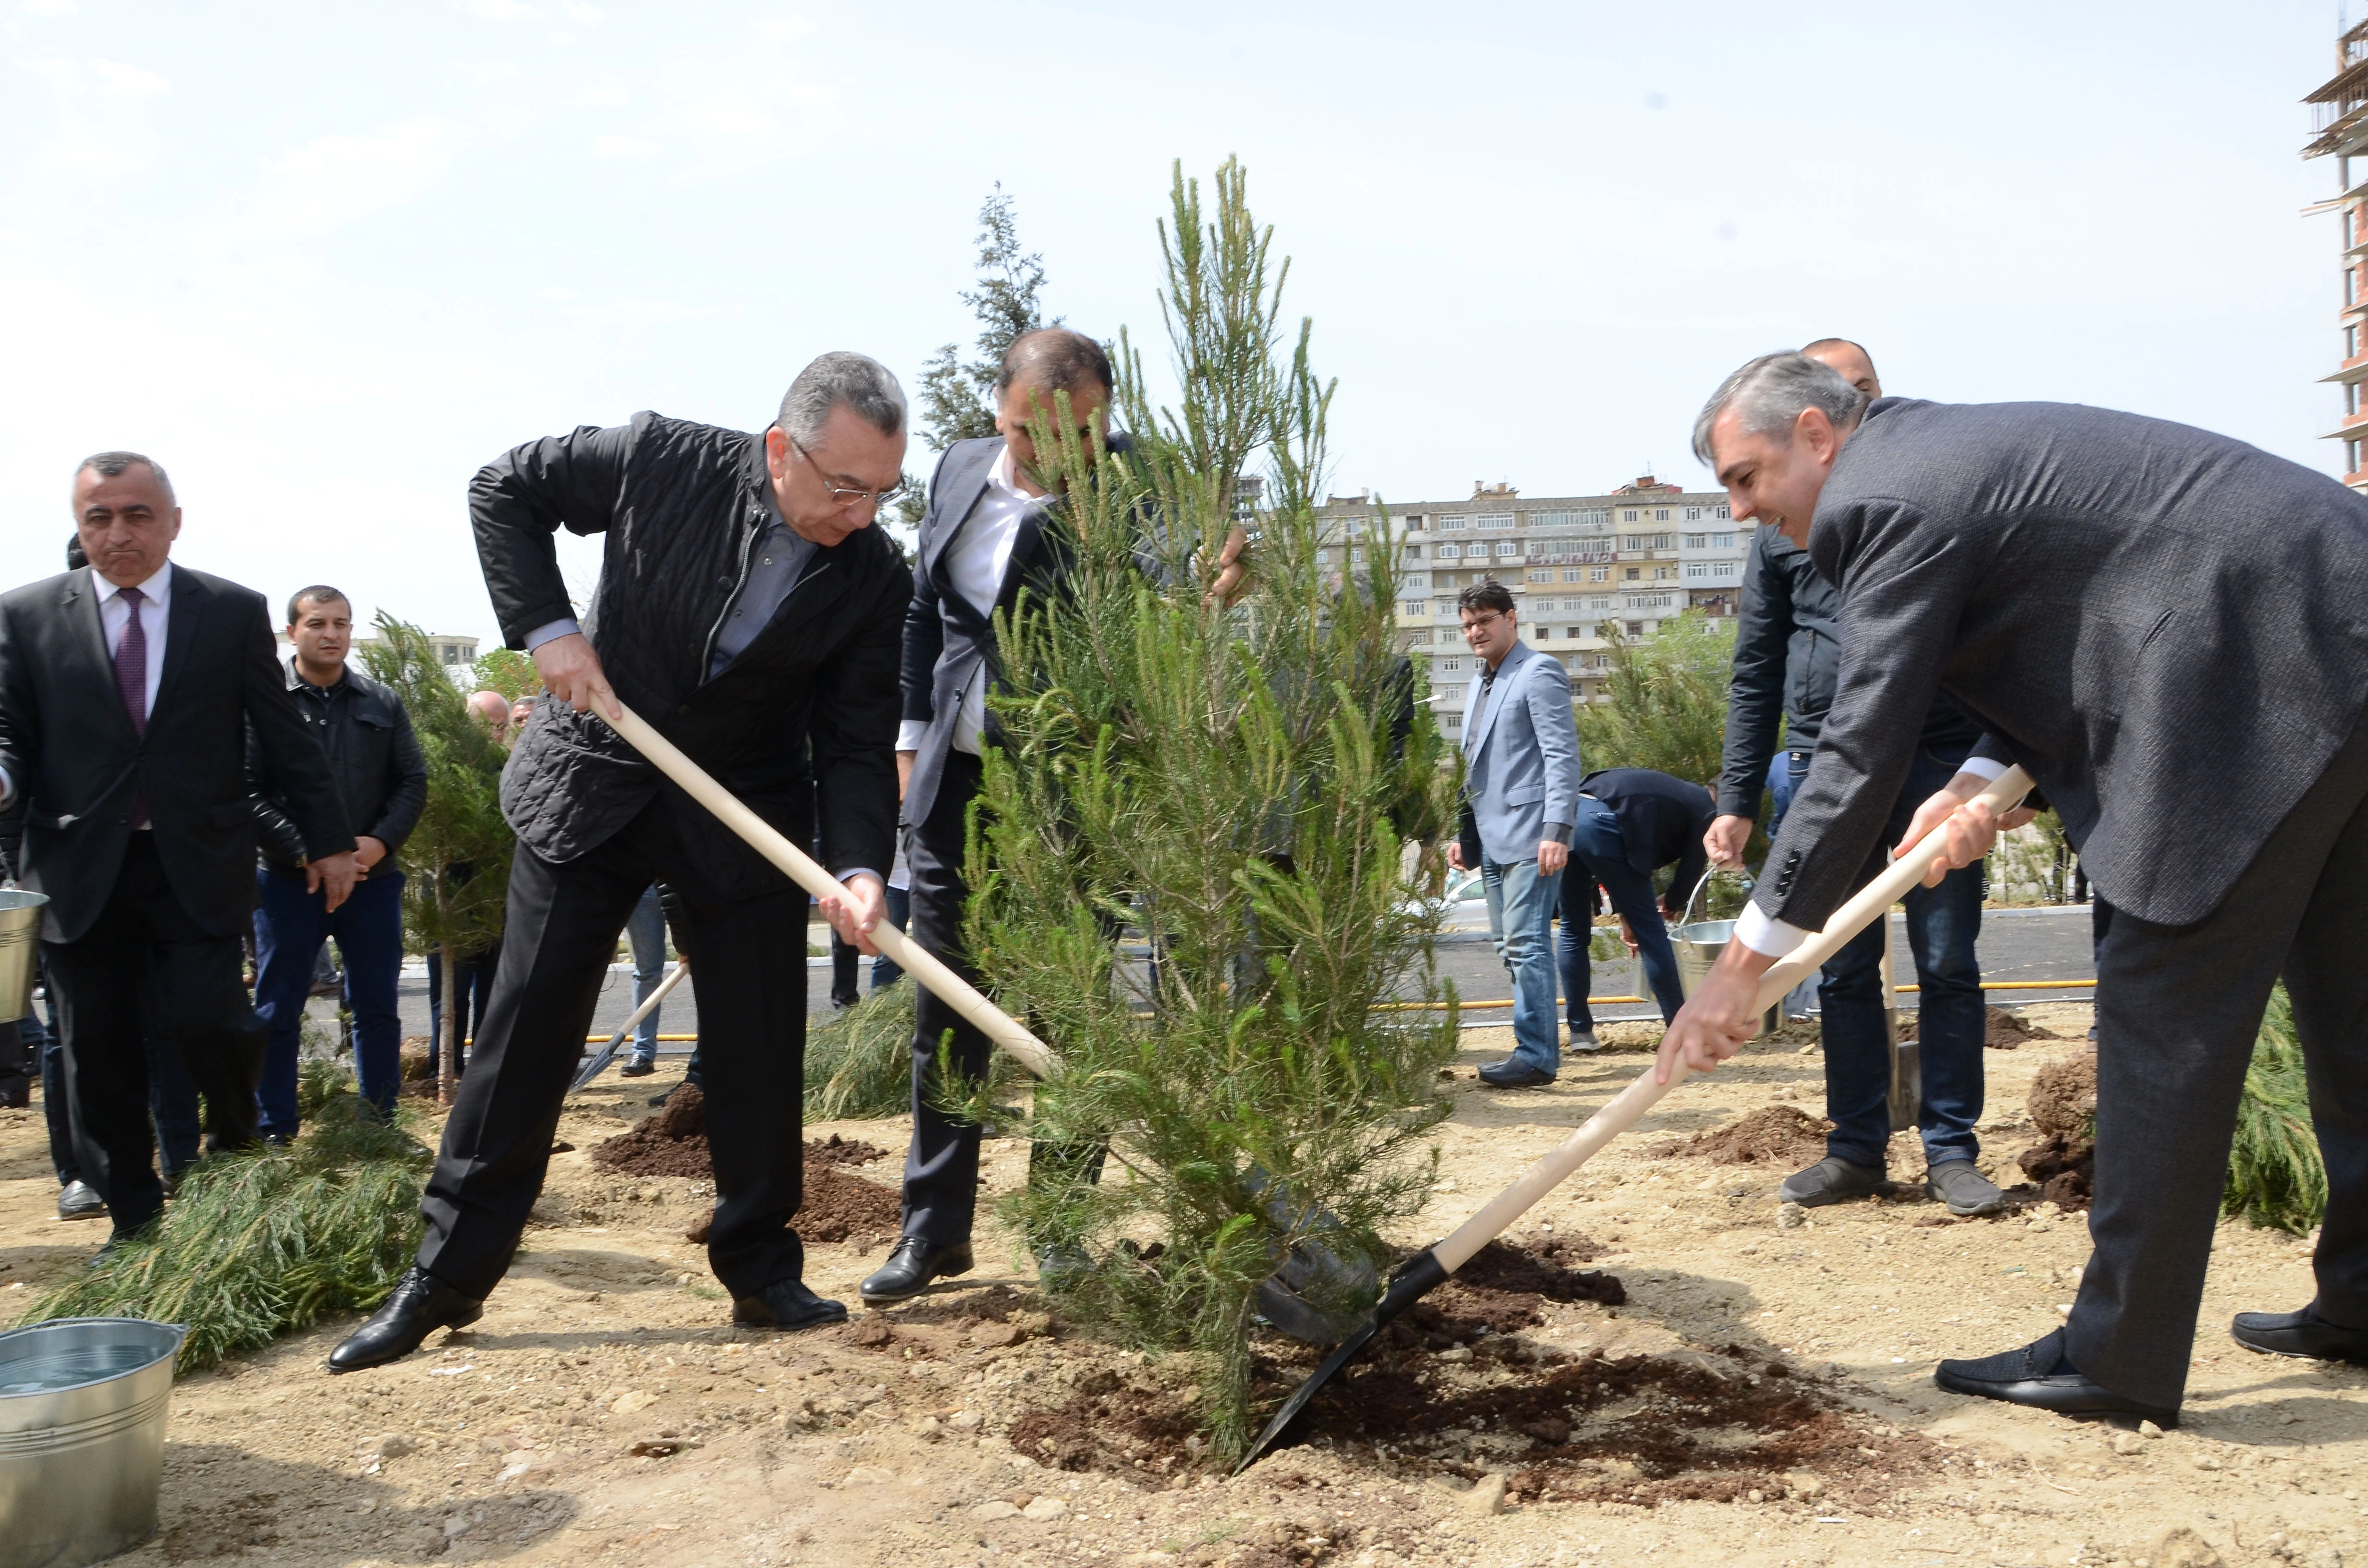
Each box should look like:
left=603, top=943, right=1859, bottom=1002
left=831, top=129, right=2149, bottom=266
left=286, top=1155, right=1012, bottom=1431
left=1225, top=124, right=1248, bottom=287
left=1443, top=581, right=1580, bottom=1086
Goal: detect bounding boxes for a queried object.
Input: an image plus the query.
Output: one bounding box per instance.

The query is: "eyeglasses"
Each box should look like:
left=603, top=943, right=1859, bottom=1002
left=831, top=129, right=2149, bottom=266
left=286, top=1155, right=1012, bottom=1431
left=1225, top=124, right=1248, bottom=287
left=1459, top=612, right=1506, bottom=636
left=790, top=437, right=905, bottom=511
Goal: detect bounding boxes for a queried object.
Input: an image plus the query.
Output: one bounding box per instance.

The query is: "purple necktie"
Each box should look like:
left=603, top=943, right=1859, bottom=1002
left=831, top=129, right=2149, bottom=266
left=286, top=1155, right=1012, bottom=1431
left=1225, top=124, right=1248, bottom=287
left=115, top=586, right=148, bottom=827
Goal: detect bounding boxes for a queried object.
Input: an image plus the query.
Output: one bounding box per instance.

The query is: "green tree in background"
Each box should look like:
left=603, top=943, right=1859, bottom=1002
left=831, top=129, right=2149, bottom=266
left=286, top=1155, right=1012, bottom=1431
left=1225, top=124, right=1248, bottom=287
left=470, top=646, right=540, bottom=704
left=1572, top=610, right=1735, bottom=788
left=362, top=616, right=512, bottom=1105
left=915, top=183, right=1055, bottom=456
left=961, top=158, right=1460, bottom=1464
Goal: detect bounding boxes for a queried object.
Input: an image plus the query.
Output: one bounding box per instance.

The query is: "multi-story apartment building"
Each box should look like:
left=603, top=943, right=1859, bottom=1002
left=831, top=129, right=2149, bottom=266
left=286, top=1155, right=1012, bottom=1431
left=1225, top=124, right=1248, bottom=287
left=2305, top=19, right=2368, bottom=490
left=1315, top=476, right=1752, bottom=741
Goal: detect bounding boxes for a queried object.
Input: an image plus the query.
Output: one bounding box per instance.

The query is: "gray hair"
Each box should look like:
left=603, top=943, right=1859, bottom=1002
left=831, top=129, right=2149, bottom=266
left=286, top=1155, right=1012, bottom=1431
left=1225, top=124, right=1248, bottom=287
left=1690, top=352, right=1867, bottom=468
left=75, top=449, right=174, bottom=502
left=775, top=352, right=906, bottom=447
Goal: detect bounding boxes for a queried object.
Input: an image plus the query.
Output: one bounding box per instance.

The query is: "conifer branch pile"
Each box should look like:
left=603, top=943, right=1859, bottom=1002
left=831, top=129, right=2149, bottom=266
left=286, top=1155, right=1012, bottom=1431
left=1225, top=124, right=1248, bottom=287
left=17, top=1062, right=429, bottom=1373
left=956, top=158, right=1461, bottom=1463
left=2225, top=984, right=2325, bottom=1235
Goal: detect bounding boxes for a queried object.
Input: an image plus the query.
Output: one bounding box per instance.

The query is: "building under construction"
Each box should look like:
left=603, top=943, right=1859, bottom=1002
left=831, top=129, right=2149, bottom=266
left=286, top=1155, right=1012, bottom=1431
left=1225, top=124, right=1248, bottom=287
left=2305, top=19, right=2368, bottom=490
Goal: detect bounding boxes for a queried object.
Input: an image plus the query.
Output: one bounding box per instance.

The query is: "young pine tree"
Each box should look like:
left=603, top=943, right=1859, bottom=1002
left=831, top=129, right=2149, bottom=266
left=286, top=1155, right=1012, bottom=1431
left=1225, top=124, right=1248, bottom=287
left=914, top=182, right=1056, bottom=455
left=361, top=617, right=512, bottom=1106
left=959, top=158, right=1460, bottom=1463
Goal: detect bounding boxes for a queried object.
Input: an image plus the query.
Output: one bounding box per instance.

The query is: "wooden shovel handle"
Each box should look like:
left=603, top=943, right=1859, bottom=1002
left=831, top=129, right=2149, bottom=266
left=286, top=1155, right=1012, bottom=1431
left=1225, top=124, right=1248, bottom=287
left=598, top=702, right=1058, bottom=1079
left=1429, top=766, right=2034, bottom=1273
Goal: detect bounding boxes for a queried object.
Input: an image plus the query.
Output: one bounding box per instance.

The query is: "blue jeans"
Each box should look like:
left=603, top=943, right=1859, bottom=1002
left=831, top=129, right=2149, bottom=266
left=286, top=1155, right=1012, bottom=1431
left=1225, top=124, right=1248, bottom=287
left=1812, top=747, right=1988, bottom=1168
left=869, top=884, right=912, bottom=990
left=625, top=885, right=668, bottom=1063
left=1482, top=855, right=1564, bottom=1073
left=1767, top=751, right=1822, bottom=1018
left=1567, top=800, right=1689, bottom=1025
left=1558, top=874, right=1597, bottom=1034
left=253, top=868, right=406, bottom=1132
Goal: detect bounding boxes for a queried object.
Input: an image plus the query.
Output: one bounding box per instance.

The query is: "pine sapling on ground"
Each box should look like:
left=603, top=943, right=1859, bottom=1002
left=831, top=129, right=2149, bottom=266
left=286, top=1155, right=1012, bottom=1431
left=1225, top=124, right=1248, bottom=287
left=954, top=158, right=1460, bottom=1464
left=2226, top=983, right=2325, bottom=1234
left=364, top=616, right=511, bottom=1105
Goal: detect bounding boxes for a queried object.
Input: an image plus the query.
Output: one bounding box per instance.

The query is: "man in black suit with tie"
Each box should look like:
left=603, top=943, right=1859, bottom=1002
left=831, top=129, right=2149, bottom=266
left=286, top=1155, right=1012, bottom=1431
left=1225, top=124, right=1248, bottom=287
left=330, top=353, right=909, bottom=1371
left=1665, top=352, right=2368, bottom=1426
left=0, top=452, right=357, bottom=1246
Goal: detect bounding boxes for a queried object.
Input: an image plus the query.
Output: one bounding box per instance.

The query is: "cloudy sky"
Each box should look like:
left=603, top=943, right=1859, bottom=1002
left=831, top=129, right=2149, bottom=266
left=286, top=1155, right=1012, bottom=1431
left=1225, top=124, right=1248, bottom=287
left=0, top=1, right=2350, bottom=645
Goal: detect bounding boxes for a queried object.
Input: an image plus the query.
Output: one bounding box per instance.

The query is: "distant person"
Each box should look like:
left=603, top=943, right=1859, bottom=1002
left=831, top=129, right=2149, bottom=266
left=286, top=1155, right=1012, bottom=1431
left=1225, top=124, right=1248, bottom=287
left=1444, top=581, right=1579, bottom=1090
left=0, top=452, right=355, bottom=1247
left=249, top=586, right=428, bottom=1134
left=468, top=689, right=513, bottom=746
left=617, top=884, right=672, bottom=1077
left=1703, top=338, right=2004, bottom=1220
left=1561, top=768, right=1714, bottom=1044
left=509, top=695, right=535, bottom=736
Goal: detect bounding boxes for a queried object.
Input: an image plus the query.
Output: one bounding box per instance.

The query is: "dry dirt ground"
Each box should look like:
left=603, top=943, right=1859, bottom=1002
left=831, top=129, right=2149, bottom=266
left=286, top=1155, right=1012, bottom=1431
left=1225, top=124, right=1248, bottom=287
left=5, top=1001, right=2366, bottom=1568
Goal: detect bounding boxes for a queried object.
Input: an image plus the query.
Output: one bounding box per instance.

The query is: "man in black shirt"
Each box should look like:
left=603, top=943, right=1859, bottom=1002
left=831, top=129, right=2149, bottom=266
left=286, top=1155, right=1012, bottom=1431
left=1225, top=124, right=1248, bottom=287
left=248, top=586, right=427, bottom=1135
left=1705, top=340, right=2005, bottom=1218
left=1564, top=768, right=1714, bottom=1039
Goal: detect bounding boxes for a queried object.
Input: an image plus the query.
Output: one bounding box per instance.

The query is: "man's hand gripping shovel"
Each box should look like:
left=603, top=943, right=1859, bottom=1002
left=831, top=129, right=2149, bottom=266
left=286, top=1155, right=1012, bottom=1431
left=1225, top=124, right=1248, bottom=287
left=1233, top=766, right=2036, bottom=1472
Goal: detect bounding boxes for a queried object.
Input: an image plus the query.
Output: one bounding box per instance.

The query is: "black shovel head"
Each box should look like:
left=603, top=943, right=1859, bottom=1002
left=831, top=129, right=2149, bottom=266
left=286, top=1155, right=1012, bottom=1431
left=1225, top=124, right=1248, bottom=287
left=569, top=1031, right=628, bottom=1094
left=1235, top=1247, right=1450, bottom=1474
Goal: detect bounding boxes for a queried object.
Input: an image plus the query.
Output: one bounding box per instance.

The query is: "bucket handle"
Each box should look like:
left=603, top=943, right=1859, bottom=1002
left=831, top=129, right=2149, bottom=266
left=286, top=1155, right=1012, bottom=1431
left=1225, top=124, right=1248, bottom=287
left=1679, top=865, right=1754, bottom=929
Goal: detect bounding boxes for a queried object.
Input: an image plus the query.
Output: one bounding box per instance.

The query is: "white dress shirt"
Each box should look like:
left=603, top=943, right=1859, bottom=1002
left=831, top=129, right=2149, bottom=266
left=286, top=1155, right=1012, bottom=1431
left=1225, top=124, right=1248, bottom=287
left=99, top=562, right=173, bottom=723
left=897, top=442, right=1040, bottom=758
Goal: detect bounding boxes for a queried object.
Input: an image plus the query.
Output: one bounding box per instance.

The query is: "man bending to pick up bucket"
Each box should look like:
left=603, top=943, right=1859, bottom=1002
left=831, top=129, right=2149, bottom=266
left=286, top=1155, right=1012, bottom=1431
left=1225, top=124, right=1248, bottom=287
left=1665, top=351, right=2368, bottom=1429
left=328, top=354, right=910, bottom=1371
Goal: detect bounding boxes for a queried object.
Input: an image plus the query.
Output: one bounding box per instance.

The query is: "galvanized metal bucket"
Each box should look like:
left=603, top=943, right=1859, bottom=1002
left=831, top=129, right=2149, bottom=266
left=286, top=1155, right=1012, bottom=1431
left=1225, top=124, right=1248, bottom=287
left=1668, top=873, right=1778, bottom=1041
left=0, top=1318, right=186, bottom=1568
left=0, top=889, right=49, bottom=1021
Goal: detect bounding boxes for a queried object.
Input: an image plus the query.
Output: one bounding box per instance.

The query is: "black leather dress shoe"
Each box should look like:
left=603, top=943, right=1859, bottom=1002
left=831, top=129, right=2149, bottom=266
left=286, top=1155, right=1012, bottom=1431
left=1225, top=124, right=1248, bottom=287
left=327, top=1267, right=484, bottom=1373
left=2232, top=1303, right=2368, bottom=1364
left=733, top=1276, right=849, bottom=1331
left=617, top=1057, right=656, bottom=1078
left=1934, top=1329, right=2179, bottom=1427
left=858, top=1237, right=975, bottom=1305
left=1477, top=1057, right=1556, bottom=1088
left=56, top=1179, right=107, bottom=1222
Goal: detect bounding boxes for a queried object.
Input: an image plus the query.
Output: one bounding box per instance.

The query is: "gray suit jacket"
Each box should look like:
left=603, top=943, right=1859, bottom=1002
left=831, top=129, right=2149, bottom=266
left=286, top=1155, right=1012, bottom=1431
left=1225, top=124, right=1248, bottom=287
left=1460, top=639, right=1580, bottom=865
left=1759, top=397, right=2368, bottom=932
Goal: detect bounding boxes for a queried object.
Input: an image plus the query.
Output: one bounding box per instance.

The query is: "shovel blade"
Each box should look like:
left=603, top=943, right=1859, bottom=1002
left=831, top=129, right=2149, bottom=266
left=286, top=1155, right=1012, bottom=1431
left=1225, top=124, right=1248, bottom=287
left=1234, top=1247, right=1449, bottom=1474
left=570, top=1037, right=624, bottom=1094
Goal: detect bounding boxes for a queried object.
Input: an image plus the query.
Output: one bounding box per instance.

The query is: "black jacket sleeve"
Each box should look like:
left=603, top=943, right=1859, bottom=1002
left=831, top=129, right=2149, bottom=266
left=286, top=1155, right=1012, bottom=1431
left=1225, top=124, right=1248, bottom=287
left=246, top=720, right=307, bottom=866
left=900, top=448, right=957, bottom=730
left=367, top=699, right=428, bottom=855
left=812, top=561, right=906, bottom=881
left=1715, top=526, right=1791, bottom=820
left=471, top=418, right=642, bottom=649
left=241, top=605, right=351, bottom=861
left=1664, top=788, right=1714, bottom=916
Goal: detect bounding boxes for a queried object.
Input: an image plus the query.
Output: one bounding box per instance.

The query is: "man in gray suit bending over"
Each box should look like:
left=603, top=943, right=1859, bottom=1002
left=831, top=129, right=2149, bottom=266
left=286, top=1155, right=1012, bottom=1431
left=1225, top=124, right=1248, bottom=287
left=1663, top=351, right=2368, bottom=1427
left=1445, top=581, right=1580, bottom=1089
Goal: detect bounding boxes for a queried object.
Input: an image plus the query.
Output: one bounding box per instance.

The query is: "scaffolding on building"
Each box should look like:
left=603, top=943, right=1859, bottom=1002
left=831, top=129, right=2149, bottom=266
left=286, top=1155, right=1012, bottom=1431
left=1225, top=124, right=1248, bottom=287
left=2302, top=19, right=2368, bottom=490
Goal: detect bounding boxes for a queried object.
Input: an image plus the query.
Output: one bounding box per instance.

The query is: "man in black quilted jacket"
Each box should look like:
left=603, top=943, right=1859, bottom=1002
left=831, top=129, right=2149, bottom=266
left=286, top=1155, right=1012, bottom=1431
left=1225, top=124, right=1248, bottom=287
left=329, top=352, right=910, bottom=1371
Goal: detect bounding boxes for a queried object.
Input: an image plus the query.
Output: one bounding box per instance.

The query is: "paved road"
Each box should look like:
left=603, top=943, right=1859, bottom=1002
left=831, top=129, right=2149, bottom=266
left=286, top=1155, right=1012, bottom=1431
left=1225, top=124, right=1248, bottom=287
left=375, top=905, right=2098, bottom=1053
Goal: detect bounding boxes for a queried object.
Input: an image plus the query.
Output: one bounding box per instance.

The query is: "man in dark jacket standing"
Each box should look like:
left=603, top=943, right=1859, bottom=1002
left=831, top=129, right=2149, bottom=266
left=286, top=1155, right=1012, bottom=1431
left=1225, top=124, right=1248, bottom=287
left=249, top=586, right=427, bottom=1134
left=1705, top=340, right=2002, bottom=1219
left=330, top=354, right=909, bottom=1371
left=1668, top=352, right=2368, bottom=1427
left=0, top=452, right=356, bottom=1246
left=1564, top=767, right=1714, bottom=1034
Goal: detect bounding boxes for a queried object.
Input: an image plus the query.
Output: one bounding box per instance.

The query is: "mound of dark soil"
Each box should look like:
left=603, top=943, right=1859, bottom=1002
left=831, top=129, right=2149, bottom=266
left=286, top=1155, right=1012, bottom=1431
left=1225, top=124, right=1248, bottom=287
left=598, top=1086, right=902, bottom=1243
left=2008, top=1054, right=2097, bottom=1212
left=1650, top=1105, right=1830, bottom=1167
left=1893, top=1006, right=2057, bottom=1050
left=1405, top=1239, right=1625, bottom=1340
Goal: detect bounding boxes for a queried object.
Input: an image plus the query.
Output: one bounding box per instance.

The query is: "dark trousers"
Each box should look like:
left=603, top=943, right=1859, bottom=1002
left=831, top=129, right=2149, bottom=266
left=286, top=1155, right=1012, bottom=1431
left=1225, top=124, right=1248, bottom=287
left=1558, top=874, right=1597, bottom=1035
left=252, top=867, right=407, bottom=1132
left=37, top=971, right=201, bottom=1184
left=43, top=835, right=264, bottom=1239
left=1567, top=801, right=1690, bottom=1027
left=1810, top=747, right=1988, bottom=1169
left=900, top=751, right=1100, bottom=1245
left=2065, top=708, right=2368, bottom=1411
left=423, top=941, right=499, bottom=1077
left=416, top=799, right=812, bottom=1300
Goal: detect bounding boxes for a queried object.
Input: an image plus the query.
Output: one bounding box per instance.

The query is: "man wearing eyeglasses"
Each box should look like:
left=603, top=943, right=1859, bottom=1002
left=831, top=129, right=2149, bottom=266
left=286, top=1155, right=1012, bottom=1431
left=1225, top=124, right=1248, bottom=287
left=329, top=353, right=911, bottom=1372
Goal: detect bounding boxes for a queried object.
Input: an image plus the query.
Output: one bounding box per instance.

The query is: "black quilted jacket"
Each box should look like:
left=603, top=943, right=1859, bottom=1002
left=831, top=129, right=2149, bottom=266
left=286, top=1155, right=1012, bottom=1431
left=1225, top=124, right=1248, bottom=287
left=472, top=411, right=904, bottom=900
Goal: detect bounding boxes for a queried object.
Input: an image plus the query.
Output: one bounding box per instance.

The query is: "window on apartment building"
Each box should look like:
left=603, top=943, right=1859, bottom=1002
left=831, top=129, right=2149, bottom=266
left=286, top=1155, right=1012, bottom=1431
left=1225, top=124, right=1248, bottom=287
left=1400, top=600, right=1427, bottom=617
left=1405, top=514, right=1425, bottom=530
left=1652, top=532, right=1672, bottom=549
left=1654, top=566, right=1674, bottom=581
left=1715, top=505, right=1730, bottom=519
left=2351, top=267, right=2360, bottom=307
left=2352, top=439, right=2364, bottom=473
left=2350, top=326, right=2362, bottom=359
left=1684, top=533, right=1707, bottom=549
left=1622, top=535, right=1642, bottom=551
left=1477, top=513, right=1515, bottom=531
left=1653, top=509, right=1670, bottom=522
left=1622, top=509, right=1638, bottom=522
left=1494, top=540, right=1519, bottom=556
left=1404, top=542, right=1422, bottom=559
left=1404, top=628, right=1431, bottom=644
left=2352, top=381, right=2363, bottom=417
left=1558, top=568, right=1579, bottom=582
left=1590, top=566, right=1609, bottom=582
left=1625, top=621, right=1645, bottom=638
left=1442, top=657, right=1463, bottom=672
left=1528, top=569, right=1553, bottom=583
left=1402, top=574, right=1427, bottom=589
left=1685, top=507, right=1702, bottom=520
left=1625, top=567, right=1641, bottom=580
left=1435, top=543, right=1460, bottom=559
left=1714, top=532, right=1734, bottom=549
left=1439, top=514, right=1468, bottom=531
left=1684, top=563, right=1707, bottom=578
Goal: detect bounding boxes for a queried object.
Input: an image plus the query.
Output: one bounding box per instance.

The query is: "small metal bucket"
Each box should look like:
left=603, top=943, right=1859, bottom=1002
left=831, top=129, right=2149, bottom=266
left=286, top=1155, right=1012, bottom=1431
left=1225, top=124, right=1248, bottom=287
left=0, top=889, right=50, bottom=1020
left=1669, top=873, right=1778, bottom=1041
left=0, top=1318, right=186, bottom=1568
